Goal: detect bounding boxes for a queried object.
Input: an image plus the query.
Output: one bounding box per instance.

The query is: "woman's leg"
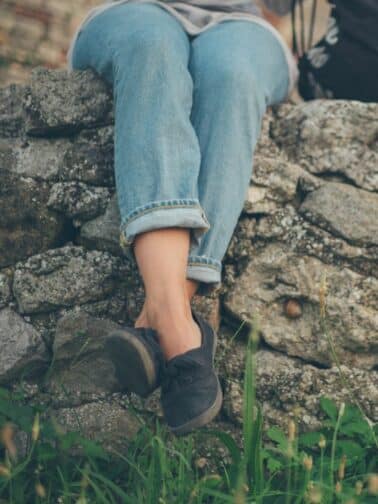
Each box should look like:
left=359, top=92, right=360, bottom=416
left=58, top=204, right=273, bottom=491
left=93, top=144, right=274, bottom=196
left=187, top=21, right=291, bottom=296
left=71, top=3, right=207, bottom=359
left=135, top=275, right=199, bottom=328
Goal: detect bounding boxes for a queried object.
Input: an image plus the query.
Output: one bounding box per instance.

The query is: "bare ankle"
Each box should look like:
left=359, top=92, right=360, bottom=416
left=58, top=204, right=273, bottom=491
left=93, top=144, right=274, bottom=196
left=145, top=295, right=191, bottom=328
left=134, top=302, right=149, bottom=328
left=134, top=315, right=149, bottom=329
left=162, top=318, right=202, bottom=360
left=150, top=312, right=201, bottom=360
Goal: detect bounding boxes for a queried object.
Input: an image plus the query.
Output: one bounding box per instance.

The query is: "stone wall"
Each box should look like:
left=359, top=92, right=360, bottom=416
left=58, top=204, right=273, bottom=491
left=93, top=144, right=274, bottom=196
left=0, top=67, right=377, bottom=446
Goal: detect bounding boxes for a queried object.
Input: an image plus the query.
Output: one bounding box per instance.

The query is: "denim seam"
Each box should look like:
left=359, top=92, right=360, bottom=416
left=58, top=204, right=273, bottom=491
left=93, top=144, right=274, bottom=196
left=187, top=262, right=220, bottom=271
left=121, top=199, right=208, bottom=228
left=188, top=255, right=221, bottom=269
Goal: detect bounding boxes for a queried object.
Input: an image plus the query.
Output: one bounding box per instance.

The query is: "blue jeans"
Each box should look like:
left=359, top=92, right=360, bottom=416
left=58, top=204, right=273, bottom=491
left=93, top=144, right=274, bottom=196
left=70, top=2, right=290, bottom=296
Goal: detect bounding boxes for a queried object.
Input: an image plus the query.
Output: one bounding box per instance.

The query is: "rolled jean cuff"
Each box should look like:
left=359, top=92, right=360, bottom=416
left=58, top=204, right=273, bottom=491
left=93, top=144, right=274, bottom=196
left=187, top=255, right=222, bottom=296
left=119, top=198, right=211, bottom=257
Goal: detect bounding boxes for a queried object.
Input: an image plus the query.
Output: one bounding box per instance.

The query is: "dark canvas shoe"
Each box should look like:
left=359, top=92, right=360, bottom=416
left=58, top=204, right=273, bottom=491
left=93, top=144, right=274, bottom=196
left=105, top=326, right=164, bottom=398
left=160, top=308, right=223, bottom=436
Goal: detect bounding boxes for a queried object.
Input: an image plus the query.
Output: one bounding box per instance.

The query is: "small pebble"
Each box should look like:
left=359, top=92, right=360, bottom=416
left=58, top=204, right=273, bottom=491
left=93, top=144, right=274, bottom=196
left=284, top=299, right=302, bottom=319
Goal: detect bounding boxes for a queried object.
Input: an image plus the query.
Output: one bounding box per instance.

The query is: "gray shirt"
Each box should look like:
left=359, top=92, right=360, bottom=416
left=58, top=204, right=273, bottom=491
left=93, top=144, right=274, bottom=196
left=155, top=1, right=293, bottom=21
left=103, top=1, right=294, bottom=30
left=67, top=1, right=297, bottom=94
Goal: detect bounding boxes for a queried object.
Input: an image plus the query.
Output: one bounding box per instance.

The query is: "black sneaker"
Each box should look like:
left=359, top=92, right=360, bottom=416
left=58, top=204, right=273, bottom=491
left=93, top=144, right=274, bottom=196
left=105, top=326, right=164, bottom=398
left=160, top=308, right=223, bottom=436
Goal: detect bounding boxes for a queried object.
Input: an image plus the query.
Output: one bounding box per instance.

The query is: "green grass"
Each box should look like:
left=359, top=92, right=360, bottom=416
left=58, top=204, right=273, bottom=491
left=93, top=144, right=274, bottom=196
left=0, top=277, right=377, bottom=502
left=0, top=336, right=376, bottom=503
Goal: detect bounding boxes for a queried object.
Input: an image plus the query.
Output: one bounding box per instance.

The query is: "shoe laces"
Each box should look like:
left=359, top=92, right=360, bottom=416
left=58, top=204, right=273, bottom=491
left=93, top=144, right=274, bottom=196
left=162, top=356, right=203, bottom=392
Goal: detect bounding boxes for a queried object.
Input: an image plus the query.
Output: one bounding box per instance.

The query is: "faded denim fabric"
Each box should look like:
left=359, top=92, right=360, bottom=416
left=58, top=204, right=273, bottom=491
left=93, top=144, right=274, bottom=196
left=70, top=1, right=290, bottom=295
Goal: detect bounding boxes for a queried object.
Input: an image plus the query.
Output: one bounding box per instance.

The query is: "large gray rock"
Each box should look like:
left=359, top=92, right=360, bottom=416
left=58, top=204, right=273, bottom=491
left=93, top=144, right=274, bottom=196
left=79, top=194, right=123, bottom=255
left=0, top=149, right=67, bottom=267
left=48, top=311, right=121, bottom=401
left=6, top=126, right=115, bottom=185
left=59, top=126, right=115, bottom=186
left=9, top=137, right=68, bottom=181
left=299, top=182, right=378, bottom=246
left=47, top=181, right=111, bottom=222
left=272, top=100, right=378, bottom=192
left=24, top=68, right=113, bottom=136
left=224, top=243, right=377, bottom=369
left=0, top=308, right=48, bottom=383
left=13, top=246, right=121, bottom=314
left=0, top=271, right=12, bottom=308
left=245, top=157, right=321, bottom=215
left=0, top=84, right=25, bottom=138
left=250, top=206, right=378, bottom=278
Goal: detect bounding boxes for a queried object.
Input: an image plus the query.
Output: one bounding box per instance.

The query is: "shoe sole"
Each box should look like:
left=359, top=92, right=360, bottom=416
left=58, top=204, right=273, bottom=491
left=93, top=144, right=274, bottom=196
left=169, top=325, right=223, bottom=437
left=105, top=330, right=157, bottom=398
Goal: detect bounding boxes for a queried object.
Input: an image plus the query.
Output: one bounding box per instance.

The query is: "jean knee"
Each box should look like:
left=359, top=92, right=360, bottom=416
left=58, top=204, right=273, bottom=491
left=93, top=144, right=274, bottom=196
left=196, top=56, right=267, bottom=115
left=69, top=15, right=112, bottom=74
left=112, top=25, right=189, bottom=76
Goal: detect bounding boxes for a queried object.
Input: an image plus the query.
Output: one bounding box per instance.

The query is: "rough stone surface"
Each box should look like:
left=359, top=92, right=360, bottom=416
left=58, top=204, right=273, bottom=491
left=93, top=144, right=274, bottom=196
left=0, top=271, right=12, bottom=308
left=79, top=194, right=123, bottom=256
left=60, top=126, right=115, bottom=186
left=243, top=113, right=323, bottom=216
left=24, top=68, right=113, bottom=136
left=13, top=246, right=122, bottom=314
left=0, top=144, right=67, bottom=267
left=0, top=84, right=26, bottom=138
left=224, top=243, right=378, bottom=369
left=0, top=68, right=377, bottom=446
left=299, top=183, right=378, bottom=246
left=49, top=311, right=122, bottom=399
left=221, top=345, right=378, bottom=430
left=271, top=100, right=378, bottom=192
left=52, top=400, right=141, bottom=453
left=5, top=127, right=115, bottom=185
left=6, top=137, right=68, bottom=181
left=47, top=181, right=111, bottom=222
left=0, top=308, right=48, bottom=383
